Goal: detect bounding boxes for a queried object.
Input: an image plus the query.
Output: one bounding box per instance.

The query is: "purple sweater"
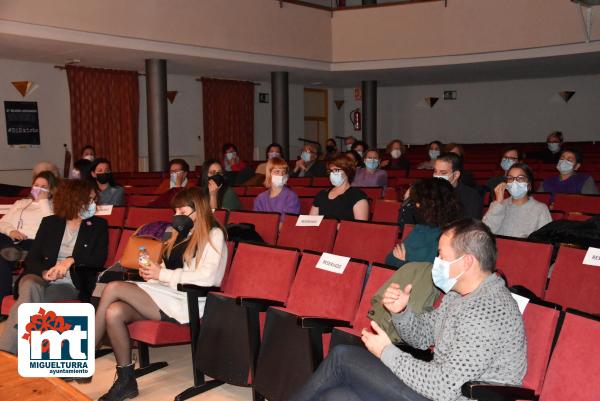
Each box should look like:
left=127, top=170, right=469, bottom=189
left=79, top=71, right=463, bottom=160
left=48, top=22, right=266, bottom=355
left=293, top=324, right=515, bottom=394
left=351, top=168, right=388, bottom=188
left=253, top=186, right=301, bottom=220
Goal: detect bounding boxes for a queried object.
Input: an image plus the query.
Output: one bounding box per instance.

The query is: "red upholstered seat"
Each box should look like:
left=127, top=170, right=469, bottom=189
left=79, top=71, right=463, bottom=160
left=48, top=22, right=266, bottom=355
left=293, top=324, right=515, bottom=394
left=553, top=194, right=600, bottom=214
left=359, top=186, right=384, bottom=201
left=277, top=214, right=337, bottom=253
left=227, top=210, right=280, bottom=244
left=564, top=212, right=593, bottom=221
left=123, top=186, right=157, bottom=195
left=127, top=320, right=190, bottom=345
left=298, top=197, right=314, bottom=214
left=125, top=207, right=173, bottom=228
left=293, top=187, right=323, bottom=197
left=532, top=192, right=552, bottom=206
left=333, top=220, right=399, bottom=264
left=311, top=177, right=331, bottom=187
left=372, top=200, right=400, bottom=224
left=245, top=186, right=264, bottom=196
left=545, top=246, right=600, bottom=315
left=232, top=187, right=246, bottom=196
left=96, top=206, right=126, bottom=227
left=287, top=177, right=312, bottom=187
left=106, top=228, right=122, bottom=267
left=496, top=237, right=553, bottom=298
left=237, top=196, right=255, bottom=211
left=126, top=194, right=159, bottom=207
left=213, top=208, right=228, bottom=226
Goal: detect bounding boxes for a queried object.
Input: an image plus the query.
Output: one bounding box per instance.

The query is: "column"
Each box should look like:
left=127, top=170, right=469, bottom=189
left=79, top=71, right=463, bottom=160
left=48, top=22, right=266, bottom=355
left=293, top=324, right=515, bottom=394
left=271, top=71, right=290, bottom=159
left=145, top=59, right=169, bottom=172
left=361, top=80, right=377, bottom=150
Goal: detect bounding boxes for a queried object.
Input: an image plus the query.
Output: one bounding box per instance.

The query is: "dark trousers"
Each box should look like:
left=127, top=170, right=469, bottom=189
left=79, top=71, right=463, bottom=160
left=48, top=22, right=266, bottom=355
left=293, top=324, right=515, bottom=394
left=289, top=345, right=432, bottom=401
left=0, top=233, right=33, bottom=300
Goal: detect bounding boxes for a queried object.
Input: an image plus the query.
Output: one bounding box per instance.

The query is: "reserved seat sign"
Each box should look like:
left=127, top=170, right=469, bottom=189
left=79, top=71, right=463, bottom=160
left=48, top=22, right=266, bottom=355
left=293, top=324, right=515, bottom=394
left=316, top=252, right=350, bottom=274
left=583, top=247, right=600, bottom=267
left=296, top=215, right=324, bottom=227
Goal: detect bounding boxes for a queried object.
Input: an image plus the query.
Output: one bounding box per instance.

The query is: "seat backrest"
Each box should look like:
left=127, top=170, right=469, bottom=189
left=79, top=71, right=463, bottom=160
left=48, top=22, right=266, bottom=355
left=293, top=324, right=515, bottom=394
left=287, top=177, right=312, bottom=187
left=125, top=207, right=173, bottom=228
left=532, top=192, right=552, bottom=206
left=96, top=206, right=127, bottom=227
left=227, top=210, right=280, bottom=244
left=213, top=209, right=228, bottom=226
left=126, top=194, right=159, bottom=207
left=293, top=187, right=323, bottom=197
left=539, top=311, right=600, bottom=401
left=520, top=302, right=561, bottom=394
left=219, top=241, right=237, bottom=293
left=496, top=237, right=553, bottom=298
left=553, top=194, right=600, bottom=214
left=237, top=196, right=255, bottom=211
left=564, top=212, right=593, bottom=222
left=545, top=246, right=600, bottom=315
left=246, top=187, right=265, bottom=196
left=351, top=264, right=396, bottom=330
left=359, top=186, right=384, bottom=201
left=285, top=252, right=368, bottom=322
left=106, top=228, right=122, bottom=267
left=113, top=228, right=135, bottom=264
left=401, top=223, right=414, bottom=241
left=298, top=197, right=314, bottom=215
left=277, top=214, right=337, bottom=253
left=232, top=186, right=246, bottom=196
left=371, top=200, right=400, bottom=224
left=311, top=177, right=331, bottom=187
left=333, top=220, right=398, bottom=264
left=224, top=242, right=299, bottom=303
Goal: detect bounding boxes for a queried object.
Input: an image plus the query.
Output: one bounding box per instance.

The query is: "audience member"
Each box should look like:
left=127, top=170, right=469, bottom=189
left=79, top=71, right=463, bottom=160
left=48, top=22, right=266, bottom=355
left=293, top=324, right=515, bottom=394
left=32, top=161, right=60, bottom=179
left=325, top=138, right=339, bottom=160
left=416, top=140, right=442, bottom=170
left=88, top=158, right=125, bottom=206
left=199, top=160, right=241, bottom=210
left=310, top=155, right=369, bottom=221
left=154, top=158, right=194, bottom=195
left=380, top=139, right=410, bottom=173
left=255, top=143, right=284, bottom=175
left=537, top=131, right=564, bottom=164
left=222, top=143, right=257, bottom=185
left=386, top=178, right=461, bottom=269
left=81, top=145, right=96, bottom=161
left=538, top=148, right=599, bottom=196
left=444, top=143, right=477, bottom=188
left=70, top=158, right=93, bottom=179
left=344, top=136, right=356, bottom=151
left=434, top=152, right=483, bottom=219
left=486, top=147, right=524, bottom=201
left=0, top=171, right=58, bottom=300
left=346, top=149, right=365, bottom=168
left=253, top=157, right=300, bottom=220
left=94, top=188, right=226, bottom=401
left=351, top=140, right=367, bottom=160
left=484, top=163, right=552, bottom=238
left=291, top=143, right=327, bottom=178
left=0, top=179, right=108, bottom=354
left=351, top=149, right=388, bottom=189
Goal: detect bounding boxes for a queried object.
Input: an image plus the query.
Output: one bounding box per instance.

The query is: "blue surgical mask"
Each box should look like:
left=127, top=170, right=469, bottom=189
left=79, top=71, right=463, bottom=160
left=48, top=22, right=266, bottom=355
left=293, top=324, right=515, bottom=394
left=170, top=172, right=178, bottom=184
left=365, top=159, right=379, bottom=170
left=548, top=142, right=560, bottom=153
left=500, top=158, right=515, bottom=172
left=80, top=201, right=97, bottom=220
left=429, top=149, right=440, bottom=160
left=330, top=171, right=346, bottom=187
left=507, top=182, right=528, bottom=199
left=557, top=159, right=574, bottom=174
left=301, top=151, right=312, bottom=163
left=431, top=254, right=465, bottom=293
left=268, top=152, right=280, bottom=160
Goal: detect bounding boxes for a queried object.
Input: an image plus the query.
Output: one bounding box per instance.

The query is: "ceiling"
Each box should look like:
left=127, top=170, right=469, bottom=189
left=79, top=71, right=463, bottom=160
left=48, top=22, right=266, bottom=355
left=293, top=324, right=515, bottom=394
left=3, top=32, right=600, bottom=87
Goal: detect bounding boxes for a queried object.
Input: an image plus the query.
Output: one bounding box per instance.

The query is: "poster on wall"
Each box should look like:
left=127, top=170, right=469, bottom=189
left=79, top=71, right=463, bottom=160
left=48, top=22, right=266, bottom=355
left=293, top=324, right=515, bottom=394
left=4, top=101, right=40, bottom=145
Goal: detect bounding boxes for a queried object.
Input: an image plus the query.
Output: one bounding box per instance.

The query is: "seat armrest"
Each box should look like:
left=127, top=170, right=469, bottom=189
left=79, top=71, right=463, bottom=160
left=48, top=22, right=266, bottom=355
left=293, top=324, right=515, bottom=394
left=177, top=284, right=220, bottom=298
left=299, top=317, right=352, bottom=331
left=461, top=381, right=537, bottom=401
left=235, top=297, right=285, bottom=311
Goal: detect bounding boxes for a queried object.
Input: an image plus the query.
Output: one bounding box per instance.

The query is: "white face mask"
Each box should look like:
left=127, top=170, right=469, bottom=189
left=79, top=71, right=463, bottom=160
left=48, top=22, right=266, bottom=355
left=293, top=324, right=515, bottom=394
left=330, top=171, right=346, bottom=187
left=345, top=144, right=353, bottom=151
left=556, top=159, right=574, bottom=174
left=390, top=149, right=402, bottom=159
left=429, top=149, right=440, bottom=160
left=271, top=174, right=288, bottom=188
left=83, top=154, right=94, bottom=161
left=433, top=174, right=451, bottom=182
left=547, top=142, right=561, bottom=153
left=431, top=254, right=465, bottom=293
left=226, top=152, right=237, bottom=161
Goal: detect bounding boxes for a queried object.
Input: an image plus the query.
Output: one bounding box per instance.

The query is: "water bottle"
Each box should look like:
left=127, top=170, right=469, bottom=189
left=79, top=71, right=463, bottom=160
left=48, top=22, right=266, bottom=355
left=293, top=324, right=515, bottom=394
left=138, top=246, right=151, bottom=268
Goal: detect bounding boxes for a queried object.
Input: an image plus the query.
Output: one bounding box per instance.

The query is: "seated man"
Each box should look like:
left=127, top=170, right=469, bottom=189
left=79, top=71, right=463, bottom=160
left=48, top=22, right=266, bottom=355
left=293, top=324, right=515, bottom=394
left=434, top=152, right=483, bottom=219
left=150, top=159, right=195, bottom=207
left=291, top=143, right=327, bottom=178
left=290, top=219, right=526, bottom=401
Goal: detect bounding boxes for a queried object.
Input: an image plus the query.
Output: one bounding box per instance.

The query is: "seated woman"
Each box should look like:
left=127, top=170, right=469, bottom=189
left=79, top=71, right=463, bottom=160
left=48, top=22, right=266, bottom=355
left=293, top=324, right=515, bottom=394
left=416, top=140, right=442, bottom=170
left=253, top=157, right=300, bottom=220
left=0, top=179, right=108, bottom=354
left=291, top=143, right=327, bottom=178
left=385, top=178, right=460, bottom=269
left=310, top=155, right=369, bottom=221
left=324, top=138, right=339, bottom=160
left=351, top=149, right=388, bottom=189
left=486, top=147, right=524, bottom=201
left=484, top=163, right=552, bottom=238
left=380, top=139, right=410, bottom=173
left=351, top=140, right=367, bottom=160
left=222, top=143, right=254, bottom=185
left=538, top=148, right=599, bottom=196
left=0, top=171, right=58, bottom=300
left=255, top=143, right=284, bottom=175
left=199, top=159, right=241, bottom=210
left=444, top=143, right=477, bottom=188
left=94, top=188, right=227, bottom=401
left=88, top=158, right=125, bottom=206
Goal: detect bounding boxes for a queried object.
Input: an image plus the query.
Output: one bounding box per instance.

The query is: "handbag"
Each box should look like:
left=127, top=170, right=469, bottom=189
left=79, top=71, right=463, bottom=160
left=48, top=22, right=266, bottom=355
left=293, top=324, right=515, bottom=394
left=120, top=227, right=164, bottom=269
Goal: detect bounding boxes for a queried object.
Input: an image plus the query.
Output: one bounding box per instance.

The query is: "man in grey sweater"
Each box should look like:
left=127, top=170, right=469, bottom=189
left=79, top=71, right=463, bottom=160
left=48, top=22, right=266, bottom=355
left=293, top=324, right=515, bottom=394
left=290, top=219, right=527, bottom=401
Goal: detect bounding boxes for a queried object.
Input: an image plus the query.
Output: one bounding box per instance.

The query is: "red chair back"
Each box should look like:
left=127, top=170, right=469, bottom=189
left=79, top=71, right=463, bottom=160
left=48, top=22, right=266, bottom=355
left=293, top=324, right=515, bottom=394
left=371, top=200, right=400, bottom=224
left=96, top=206, right=127, bottom=227
left=113, top=228, right=135, bottom=264
left=351, top=264, right=396, bottom=330
left=333, top=221, right=398, bottom=264
left=219, top=241, right=236, bottom=293
left=232, top=187, right=246, bottom=196
left=532, top=192, right=552, bottom=206
left=238, top=196, right=255, bottom=211
left=246, top=187, right=265, bottom=196
left=106, top=228, right=122, bottom=267
left=126, top=195, right=159, bottom=207
left=359, top=187, right=384, bottom=201
left=298, top=197, right=314, bottom=215
left=227, top=210, right=280, bottom=244
left=553, top=194, right=600, bottom=214
left=125, top=207, right=173, bottom=228
left=287, top=177, right=312, bottom=187
left=293, top=187, right=323, bottom=197
left=213, top=209, right=228, bottom=226
left=311, top=177, right=331, bottom=187
left=277, top=215, right=337, bottom=253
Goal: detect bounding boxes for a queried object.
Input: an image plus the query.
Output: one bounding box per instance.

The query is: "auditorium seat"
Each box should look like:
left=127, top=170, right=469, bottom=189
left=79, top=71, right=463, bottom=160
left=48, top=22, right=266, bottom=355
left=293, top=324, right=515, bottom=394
left=553, top=194, right=600, bottom=214
left=112, top=228, right=135, bottom=266
left=106, top=227, right=122, bottom=267
left=237, top=196, right=255, bottom=211
left=401, top=223, right=414, bottom=241
left=125, top=207, right=173, bottom=228
left=123, top=186, right=157, bottom=195
left=311, top=177, right=331, bottom=187
left=333, top=220, right=399, bottom=264
left=126, top=194, right=159, bottom=207
left=359, top=186, right=384, bottom=201
left=298, top=197, right=314, bottom=214
left=213, top=208, right=228, bottom=226
left=277, top=214, right=337, bottom=253
left=96, top=206, right=126, bottom=227
left=564, top=212, right=593, bottom=221
left=227, top=210, right=280, bottom=244
left=372, top=199, right=401, bottom=224
left=287, top=177, right=312, bottom=187
left=293, top=187, right=323, bottom=197
left=245, top=186, right=264, bottom=196
left=232, top=187, right=246, bottom=196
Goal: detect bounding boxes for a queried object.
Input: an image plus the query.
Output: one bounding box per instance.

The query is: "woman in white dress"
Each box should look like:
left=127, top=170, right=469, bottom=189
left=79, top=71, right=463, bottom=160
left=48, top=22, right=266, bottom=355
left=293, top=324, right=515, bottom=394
left=94, top=187, right=227, bottom=401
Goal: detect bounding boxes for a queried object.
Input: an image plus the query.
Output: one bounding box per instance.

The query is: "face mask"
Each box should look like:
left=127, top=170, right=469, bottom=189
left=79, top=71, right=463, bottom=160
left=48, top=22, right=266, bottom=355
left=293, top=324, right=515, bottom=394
left=556, top=159, right=574, bottom=174
left=172, top=214, right=194, bottom=235
left=301, top=151, right=312, bottom=163
left=271, top=174, right=288, bottom=188
left=429, top=149, right=440, bottom=160
left=365, top=159, right=379, bottom=170
left=96, top=173, right=111, bottom=185
left=80, top=201, right=96, bottom=220
left=330, top=171, right=346, bottom=187
left=345, top=144, right=353, bottom=151
left=391, top=149, right=402, bottom=159
left=433, top=174, right=451, bottom=182
left=547, top=142, right=560, bottom=153
left=226, top=152, right=236, bottom=161
left=70, top=169, right=81, bottom=179
left=326, top=145, right=335, bottom=153
left=170, top=172, right=179, bottom=184
left=83, top=155, right=94, bottom=162
left=208, top=173, right=224, bottom=187
left=268, top=152, right=280, bottom=160
left=507, top=182, right=528, bottom=199
left=356, top=151, right=363, bottom=158
left=500, top=158, right=515, bottom=172
left=431, top=254, right=465, bottom=293
left=30, top=186, right=49, bottom=201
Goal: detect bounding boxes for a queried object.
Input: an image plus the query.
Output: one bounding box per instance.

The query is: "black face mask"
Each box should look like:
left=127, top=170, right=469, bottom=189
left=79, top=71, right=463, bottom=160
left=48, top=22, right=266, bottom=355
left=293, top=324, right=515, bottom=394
left=326, top=145, right=336, bottom=153
left=96, top=173, right=111, bottom=185
left=208, top=173, right=224, bottom=187
left=172, top=214, right=194, bottom=235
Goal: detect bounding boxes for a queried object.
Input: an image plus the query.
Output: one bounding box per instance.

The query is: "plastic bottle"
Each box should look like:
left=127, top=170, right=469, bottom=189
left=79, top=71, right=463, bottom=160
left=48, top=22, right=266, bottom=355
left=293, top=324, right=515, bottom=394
left=138, top=246, right=151, bottom=268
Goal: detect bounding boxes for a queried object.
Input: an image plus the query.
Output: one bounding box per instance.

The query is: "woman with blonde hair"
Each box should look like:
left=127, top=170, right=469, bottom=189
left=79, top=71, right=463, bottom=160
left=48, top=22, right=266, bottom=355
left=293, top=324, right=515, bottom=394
left=95, top=187, right=227, bottom=401
left=253, top=157, right=300, bottom=221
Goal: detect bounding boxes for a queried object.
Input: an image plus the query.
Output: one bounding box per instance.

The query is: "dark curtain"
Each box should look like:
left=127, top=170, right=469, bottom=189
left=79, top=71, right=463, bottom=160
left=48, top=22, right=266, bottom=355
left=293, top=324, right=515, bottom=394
left=66, top=65, right=139, bottom=172
left=202, top=78, right=254, bottom=161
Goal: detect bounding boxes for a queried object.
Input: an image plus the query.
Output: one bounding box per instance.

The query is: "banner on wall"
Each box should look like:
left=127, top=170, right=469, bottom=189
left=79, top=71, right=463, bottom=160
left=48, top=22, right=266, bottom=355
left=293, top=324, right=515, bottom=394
left=4, top=101, right=40, bottom=145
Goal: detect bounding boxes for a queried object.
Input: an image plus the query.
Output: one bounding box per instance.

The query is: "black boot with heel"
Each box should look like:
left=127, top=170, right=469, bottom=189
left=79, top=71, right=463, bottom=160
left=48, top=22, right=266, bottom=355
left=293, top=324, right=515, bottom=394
left=99, top=362, right=139, bottom=401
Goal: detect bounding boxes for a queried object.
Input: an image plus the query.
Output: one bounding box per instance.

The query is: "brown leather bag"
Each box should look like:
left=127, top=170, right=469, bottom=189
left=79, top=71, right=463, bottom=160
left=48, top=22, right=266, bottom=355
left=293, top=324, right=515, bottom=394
left=119, top=228, right=164, bottom=270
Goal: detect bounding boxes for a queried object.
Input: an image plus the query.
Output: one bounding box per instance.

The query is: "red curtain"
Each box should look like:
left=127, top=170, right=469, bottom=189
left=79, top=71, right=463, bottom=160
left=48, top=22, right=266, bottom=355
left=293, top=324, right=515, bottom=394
left=202, top=78, right=254, bottom=161
left=66, top=65, right=139, bottom=172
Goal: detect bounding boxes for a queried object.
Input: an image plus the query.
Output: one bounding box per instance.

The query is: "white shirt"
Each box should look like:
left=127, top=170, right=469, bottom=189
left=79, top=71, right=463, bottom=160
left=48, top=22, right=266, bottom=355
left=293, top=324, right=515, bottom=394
left=0, top=198, right=53, bottom=239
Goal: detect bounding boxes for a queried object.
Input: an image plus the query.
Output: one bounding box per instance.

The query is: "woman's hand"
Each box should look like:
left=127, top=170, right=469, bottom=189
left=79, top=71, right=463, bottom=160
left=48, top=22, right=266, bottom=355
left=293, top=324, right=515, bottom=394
left=392, top=243, right=406, bottom=261
left=8, top=230, right=27, bottom=241
left=208, top=180, right=220, bottom=196
left=494, top=182, right=507, bottom=201
left=295, top=159, right=306, bottom=172
left=42, top=268, right=57, bottom=282
left=139, top=259, right=161, bottom=281
left=380, top=160, right=390, bottom=168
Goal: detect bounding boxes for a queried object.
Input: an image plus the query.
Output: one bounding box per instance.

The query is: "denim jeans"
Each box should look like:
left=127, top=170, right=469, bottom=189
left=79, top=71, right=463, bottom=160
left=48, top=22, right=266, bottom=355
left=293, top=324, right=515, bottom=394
left=289, top=345, right=432, bottom=401
left=0, top=233, right=33, bottom=300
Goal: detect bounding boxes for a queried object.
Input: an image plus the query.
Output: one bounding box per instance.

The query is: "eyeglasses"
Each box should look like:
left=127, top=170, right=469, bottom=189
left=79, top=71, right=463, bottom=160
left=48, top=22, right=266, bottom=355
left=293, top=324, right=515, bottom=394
left=503, top=157, right=519, bottom=162
left=505, top=175, right=528, bottom=183
left=328, top=168, right=343, bottom=174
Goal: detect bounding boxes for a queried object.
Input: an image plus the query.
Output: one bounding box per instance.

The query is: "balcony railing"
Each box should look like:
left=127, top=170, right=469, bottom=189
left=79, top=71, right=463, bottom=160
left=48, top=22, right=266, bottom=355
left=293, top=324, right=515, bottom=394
left=278, top=0, right=444, bottom=11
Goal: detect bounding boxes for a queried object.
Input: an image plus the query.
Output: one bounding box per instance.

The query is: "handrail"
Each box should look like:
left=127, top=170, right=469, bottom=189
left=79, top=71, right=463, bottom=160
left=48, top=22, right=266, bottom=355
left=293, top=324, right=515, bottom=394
left=277, top=0, right=444, bottom=12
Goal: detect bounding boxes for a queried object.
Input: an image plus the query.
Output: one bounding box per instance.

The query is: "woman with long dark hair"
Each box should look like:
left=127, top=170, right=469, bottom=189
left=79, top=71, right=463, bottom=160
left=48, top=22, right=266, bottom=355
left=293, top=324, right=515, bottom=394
left=87, top=157, right=125, bottom=206
left=199, top=159, right=241, bottom=210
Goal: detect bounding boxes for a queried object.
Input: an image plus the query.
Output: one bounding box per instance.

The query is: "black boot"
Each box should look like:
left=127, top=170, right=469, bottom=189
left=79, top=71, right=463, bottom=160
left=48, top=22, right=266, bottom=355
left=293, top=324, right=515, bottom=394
left=99, top=363, right=139, bottom=401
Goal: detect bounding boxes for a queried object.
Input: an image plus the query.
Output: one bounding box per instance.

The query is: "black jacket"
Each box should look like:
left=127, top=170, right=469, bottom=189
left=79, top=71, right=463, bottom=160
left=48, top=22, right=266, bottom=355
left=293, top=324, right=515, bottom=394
left=290, top=160, right=327, bottom=178
left=23, top=215, right=108, bottom=301
left=455, top=182, right=483, bottom=219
